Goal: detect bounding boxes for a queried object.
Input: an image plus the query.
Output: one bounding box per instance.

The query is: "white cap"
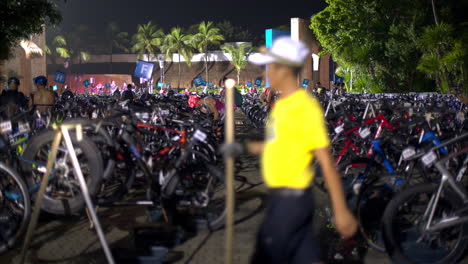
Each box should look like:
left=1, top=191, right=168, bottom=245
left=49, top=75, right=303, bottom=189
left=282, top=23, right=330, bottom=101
left=248, top=36, right=309, bottom=67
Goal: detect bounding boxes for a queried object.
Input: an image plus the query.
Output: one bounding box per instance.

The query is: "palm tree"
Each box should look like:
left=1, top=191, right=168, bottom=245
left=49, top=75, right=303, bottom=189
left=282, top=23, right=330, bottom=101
left=131, top=21, right=164, bottom=61
left=221, top=43, right=252, bottom=84
left=47, top=33, right=91, bottom=89
left=162, top=27, right=194, bottom=88
left=193, top=21, right=224, bottom=82
left=107, top=22, right=130, bottom=73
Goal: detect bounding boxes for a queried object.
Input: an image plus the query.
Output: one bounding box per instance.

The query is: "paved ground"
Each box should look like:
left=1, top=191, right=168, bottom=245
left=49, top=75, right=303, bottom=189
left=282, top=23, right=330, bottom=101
left=0, top=111, right=403, bottom=264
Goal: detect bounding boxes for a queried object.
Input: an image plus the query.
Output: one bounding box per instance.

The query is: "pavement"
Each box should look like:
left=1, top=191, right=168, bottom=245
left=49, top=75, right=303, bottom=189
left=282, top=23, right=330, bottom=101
left=0, top=110, right=415, bottom=264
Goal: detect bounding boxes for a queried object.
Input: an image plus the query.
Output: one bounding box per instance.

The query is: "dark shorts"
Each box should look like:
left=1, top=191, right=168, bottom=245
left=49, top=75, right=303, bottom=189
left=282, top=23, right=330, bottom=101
left=251, top=188, right=321, bottom=264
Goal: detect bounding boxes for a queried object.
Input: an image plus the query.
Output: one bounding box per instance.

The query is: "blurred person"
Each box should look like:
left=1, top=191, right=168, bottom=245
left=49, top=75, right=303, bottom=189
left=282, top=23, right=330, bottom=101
left=219, top=86, right=225, bottom=96
left=140, top=87, right=152, bottom=101
left=61, top=85, right=74, bottom=101
left=259, top=86, right=275, bottom=108
left=30, top=76, right=55, bottom=113
left=184, top=89, right=190, bottom=96
left=222, top=37, right=358, bottom=264
left=188, top=94, right=225, bottom=131
left=113, top=89, right=121, bottom=100
left=241, top=86, right=247, bottom=95
left=122, top=83, right=135, bottom=101
left=0, top=77, right=28, bottom=118
left=249, top=86, right=257, bottom=93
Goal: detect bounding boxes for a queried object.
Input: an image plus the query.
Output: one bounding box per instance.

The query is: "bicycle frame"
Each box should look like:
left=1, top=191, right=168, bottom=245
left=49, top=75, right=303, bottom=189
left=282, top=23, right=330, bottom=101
left=421, top=141, right=468, bottom=233
left=334, top=114, right=394, bottom=166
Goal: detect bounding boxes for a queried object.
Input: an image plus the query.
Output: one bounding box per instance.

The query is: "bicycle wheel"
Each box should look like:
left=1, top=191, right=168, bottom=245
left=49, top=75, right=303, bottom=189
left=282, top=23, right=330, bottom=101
left=356, top=161, right=428, bottom=252
left=382, top=184, right=468, bottom=264
left=0, top=162, right=30, bottom=255
left=356, top=174, right=398, bottom=252
left=21, top=129, right=103, bottom=215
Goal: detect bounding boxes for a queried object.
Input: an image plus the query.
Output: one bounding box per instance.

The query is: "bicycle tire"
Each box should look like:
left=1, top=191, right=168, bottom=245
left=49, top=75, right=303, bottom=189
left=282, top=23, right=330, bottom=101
left=382, top=184, right=468, bottom=264
left=20, top=129, right=103, bottom=215
left=0, top=162, right=31, bottom=255
left=62, top=118, right=116, bottom=181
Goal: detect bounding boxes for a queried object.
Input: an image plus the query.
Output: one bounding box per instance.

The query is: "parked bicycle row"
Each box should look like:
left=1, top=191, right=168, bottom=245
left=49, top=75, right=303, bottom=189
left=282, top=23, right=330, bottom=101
left=0, top=93, right=235, bottom=255
left=242, top=91, right=467, bottom=264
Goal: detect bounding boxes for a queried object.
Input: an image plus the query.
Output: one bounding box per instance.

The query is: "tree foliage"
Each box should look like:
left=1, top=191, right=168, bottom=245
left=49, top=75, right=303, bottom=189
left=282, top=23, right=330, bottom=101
left=221, top=43, right=252, bottom=84
left=310, top=0, right=467, bottom=93
left=0, top=0, right=63, bottom=60
left=131, top=21, right=164, bottom=61
left=162, top=27, right=194, bottom=88
left=193, top=21, right=224, bottom=82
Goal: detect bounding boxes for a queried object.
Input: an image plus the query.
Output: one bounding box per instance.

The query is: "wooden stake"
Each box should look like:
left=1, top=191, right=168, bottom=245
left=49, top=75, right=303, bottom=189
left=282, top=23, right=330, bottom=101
left=224, top=78, right=236, bottom=264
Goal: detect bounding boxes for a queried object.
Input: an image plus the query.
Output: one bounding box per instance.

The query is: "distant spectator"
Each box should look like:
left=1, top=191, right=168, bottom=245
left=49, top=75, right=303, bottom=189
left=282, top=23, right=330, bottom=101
left=113, top=89, right=121, bottom=100
left=0, top=77, right=28, bottom=118
left=122, top=84, right=135, bottom=101
left=30, top=76, right=55, bottom=113
left=61, top=85, right=74, bottom=101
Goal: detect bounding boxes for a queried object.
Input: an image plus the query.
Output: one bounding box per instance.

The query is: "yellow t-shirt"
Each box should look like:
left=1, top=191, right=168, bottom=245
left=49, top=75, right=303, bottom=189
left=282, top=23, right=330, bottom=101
left=262, top=90, right=330, bottom=189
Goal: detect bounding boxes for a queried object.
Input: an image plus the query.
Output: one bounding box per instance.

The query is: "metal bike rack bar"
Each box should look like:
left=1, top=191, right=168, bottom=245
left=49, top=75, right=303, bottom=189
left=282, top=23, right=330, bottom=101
left=20, top=125, right=115, bottom=264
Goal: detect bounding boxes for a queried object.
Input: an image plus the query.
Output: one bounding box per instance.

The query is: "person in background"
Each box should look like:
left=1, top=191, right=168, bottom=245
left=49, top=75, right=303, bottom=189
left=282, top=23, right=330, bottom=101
left=30, top=76, right=55, bottom=113
left=203, top=86, right=208, bottom=94
left=219, top=86, right=225, bottom=96
left=140, top=87, right=152, bottom=101
left=184, top=89, right=190, bottom=96
left=122, top=83, right=135, bottom=101
left=0, top=77, right=28, bottom=118
left=61, top=85, right=74, bottom=100
left=249, top=86, right=257, bottom=93
left=188, top=94, right=225, bottom=132
left=241, top=86, right=247, bottom=95
left=259, top=86, right=274, bottom=107
left=159, top=87, right=166, bottom=96
left=113, top=88, right=121, bottom=100
left=222, top=37, right=357, bottom=264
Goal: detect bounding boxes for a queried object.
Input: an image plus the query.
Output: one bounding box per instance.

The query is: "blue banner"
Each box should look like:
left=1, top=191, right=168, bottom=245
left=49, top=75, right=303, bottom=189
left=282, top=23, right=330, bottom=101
left=54, top=72, right=66, bottom=84
left=334, top=75, right=344, bottom=84
left=166, top=84, right=171, bottom=89
left=302, top=79, right=310, bottom=88
left=157, top=82, right=164, bottom=88
left=208, top=82, right=214, bottom=88
left=105, top=83, right=111, bottom=88
left=254, top=78, right=262, bottom=86
left=193, top=77, right=205, bottom=87
left=246, top=82, right=253, bottom=87
left=134, top=60, right=155, bottom=79
left=83, top=80, right=90, bottom=87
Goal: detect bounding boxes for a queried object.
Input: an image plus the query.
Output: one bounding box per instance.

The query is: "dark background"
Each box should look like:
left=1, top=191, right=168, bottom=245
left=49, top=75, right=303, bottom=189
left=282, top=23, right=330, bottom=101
left=59, top=0, right=327, bottom=35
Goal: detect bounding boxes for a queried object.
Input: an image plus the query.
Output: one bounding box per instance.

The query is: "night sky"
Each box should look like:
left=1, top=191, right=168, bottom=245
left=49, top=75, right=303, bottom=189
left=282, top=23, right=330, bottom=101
left=59, top=0, right=327, bottom=35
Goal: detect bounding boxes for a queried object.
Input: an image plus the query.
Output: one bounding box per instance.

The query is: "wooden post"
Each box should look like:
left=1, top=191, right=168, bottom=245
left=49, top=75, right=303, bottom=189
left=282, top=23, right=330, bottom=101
left=20, top=132, right=62, bottom=264
left=224, top=78, right=236, bottom=264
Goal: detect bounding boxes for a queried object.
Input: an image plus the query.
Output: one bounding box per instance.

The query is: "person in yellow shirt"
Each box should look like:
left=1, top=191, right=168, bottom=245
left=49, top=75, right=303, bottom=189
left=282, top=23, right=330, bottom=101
left=221, top=37, right=357, bottom=264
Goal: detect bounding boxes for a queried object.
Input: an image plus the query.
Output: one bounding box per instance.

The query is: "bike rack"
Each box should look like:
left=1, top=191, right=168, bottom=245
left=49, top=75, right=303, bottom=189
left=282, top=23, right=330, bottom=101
left=19, top=123, right=115, bottom=264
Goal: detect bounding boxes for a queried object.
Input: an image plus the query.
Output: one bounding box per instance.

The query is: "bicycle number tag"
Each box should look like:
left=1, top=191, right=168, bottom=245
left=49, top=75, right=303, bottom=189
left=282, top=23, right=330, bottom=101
left=421, top=151, right=437, bottom=166
left=0, top=121, right=12, bottom=134
left=171, top=135, right=180, bottom=141
left=193, top=130, right=207, bottom=142
left=359, top=127, right=371, bottom=139
left=161, top=110, right=170, bottom=116
left=402, top=147, right=416, bottom=160
left=334, top=125, right=344, bottom=134
left=92, top=111, right=98, bottom=119
left=18, top=122, right=30, bottom=134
